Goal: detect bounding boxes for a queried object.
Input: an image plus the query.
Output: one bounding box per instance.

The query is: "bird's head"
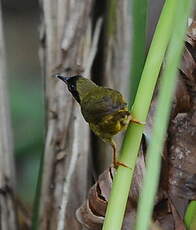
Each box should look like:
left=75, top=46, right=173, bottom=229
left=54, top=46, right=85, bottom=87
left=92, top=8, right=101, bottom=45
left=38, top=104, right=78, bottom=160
left=56, top=74, right=97, bottom=103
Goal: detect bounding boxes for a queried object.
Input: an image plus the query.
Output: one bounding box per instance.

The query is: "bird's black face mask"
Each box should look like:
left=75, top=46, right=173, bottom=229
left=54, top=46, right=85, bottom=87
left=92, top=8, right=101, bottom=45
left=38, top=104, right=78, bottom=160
left=66, top=76, right=81, bottom=103
left=56, top=74, right=81, bottom=103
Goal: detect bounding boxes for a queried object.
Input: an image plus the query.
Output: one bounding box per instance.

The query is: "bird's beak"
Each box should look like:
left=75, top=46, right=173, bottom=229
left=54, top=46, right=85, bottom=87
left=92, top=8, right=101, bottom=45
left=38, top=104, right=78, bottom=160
left=56, top=74, right=70, bottom=84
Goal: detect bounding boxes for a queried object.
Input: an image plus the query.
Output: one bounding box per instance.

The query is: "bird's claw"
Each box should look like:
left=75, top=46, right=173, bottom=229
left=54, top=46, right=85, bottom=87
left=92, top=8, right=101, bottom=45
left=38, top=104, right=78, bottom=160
left=113, top=161, right=132, bottom=170
left=130, top=117, right=146, bottom=125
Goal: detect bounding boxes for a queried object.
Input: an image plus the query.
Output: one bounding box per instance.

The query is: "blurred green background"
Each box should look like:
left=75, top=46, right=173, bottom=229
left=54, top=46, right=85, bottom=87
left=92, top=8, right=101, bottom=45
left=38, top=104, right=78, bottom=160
left=2, top=0, right=42, bottom=204
left=1, top=0, right=164, bottom=205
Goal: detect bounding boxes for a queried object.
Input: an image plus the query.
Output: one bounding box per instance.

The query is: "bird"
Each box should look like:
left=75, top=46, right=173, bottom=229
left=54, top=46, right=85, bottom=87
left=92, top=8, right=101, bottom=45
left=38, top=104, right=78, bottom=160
left=56, top=74, right=143, bottom=168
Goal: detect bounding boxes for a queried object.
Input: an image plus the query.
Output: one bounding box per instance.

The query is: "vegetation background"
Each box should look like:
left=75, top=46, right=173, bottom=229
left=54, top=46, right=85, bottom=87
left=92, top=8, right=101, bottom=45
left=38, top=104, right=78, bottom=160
left=0, top=0, right=195, bottom=230
left=2, top=0, right=42, bottom=203
left=2, top=0, right=163, bottom=205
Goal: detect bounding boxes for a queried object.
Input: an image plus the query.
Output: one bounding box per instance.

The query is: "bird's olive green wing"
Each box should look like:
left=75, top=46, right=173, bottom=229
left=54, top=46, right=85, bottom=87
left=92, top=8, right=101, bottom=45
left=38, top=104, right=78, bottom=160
left=81, top=87, right=127, bottom=123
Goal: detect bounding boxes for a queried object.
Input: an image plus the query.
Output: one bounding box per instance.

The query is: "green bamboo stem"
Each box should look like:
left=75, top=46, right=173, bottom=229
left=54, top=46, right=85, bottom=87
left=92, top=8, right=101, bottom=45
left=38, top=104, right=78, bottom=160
left=31, top=150, right=44, bottom=230
left=185, top=201, right=196, bottom=230
left=105, top=0, right=117, bottom=37
left=102, top=0, right=178, bottom=229
left=135, top=1, right=191, bottom=230
left=129, top=0, right=148, bottom=105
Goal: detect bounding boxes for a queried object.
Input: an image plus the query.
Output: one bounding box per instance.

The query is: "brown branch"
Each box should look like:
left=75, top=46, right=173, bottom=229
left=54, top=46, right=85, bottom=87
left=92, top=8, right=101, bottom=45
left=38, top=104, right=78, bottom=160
left=0, top=3, right=17, bottom=230
left=37, top=0, right=97, bottom=229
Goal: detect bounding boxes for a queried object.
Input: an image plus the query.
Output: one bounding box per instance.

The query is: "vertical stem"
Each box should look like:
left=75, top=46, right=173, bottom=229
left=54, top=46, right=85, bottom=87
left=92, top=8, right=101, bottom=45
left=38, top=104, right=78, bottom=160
left=34, top=1, right=95, bottom=229
left=0, top=2, right=17, bottom=230
left=135, top=1, right=191, bottom=229
left=105, top=0, right=117, bottom=37
left=129, top=0, right=148, bottom=105
left=102, top=0, right=178, bottom=229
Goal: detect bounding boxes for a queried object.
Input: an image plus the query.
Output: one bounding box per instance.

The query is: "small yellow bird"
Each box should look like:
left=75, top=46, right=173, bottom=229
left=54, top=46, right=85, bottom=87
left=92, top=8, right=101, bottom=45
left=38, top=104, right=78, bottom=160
left=56, top=74, right=142, bottom=167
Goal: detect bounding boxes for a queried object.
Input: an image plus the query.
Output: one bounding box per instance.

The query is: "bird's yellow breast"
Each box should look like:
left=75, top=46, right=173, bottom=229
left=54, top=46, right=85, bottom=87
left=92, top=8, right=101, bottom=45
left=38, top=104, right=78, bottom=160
left=89, top=109, right=131, bottom=142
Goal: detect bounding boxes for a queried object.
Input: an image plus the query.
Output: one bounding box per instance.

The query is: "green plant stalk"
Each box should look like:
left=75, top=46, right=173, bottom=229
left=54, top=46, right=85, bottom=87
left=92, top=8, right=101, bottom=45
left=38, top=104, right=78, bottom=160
left=129, top=0, right=148, bottom=105
left=106, top=0, right=117, bottom=37
left=135, top=1, right=191, bottom=230
left=102, top=0, right=177, bottom=229
left=31, top=151, right=44, bottom=230
left=185, top=201, right=196, bottom=230
left=190, top=219, right=196, bottom=230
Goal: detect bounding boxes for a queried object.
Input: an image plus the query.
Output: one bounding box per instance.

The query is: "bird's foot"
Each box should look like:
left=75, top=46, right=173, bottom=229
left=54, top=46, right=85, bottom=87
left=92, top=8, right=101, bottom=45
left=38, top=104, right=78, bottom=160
left=113, top=161, right=132, bottom=170
left=130, top=117, right=146, bottom=125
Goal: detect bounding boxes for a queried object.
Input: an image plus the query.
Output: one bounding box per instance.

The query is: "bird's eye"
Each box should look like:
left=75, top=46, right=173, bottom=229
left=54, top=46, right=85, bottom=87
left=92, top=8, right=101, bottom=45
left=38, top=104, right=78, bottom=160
left=69, top=84, right=75, bottom=91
